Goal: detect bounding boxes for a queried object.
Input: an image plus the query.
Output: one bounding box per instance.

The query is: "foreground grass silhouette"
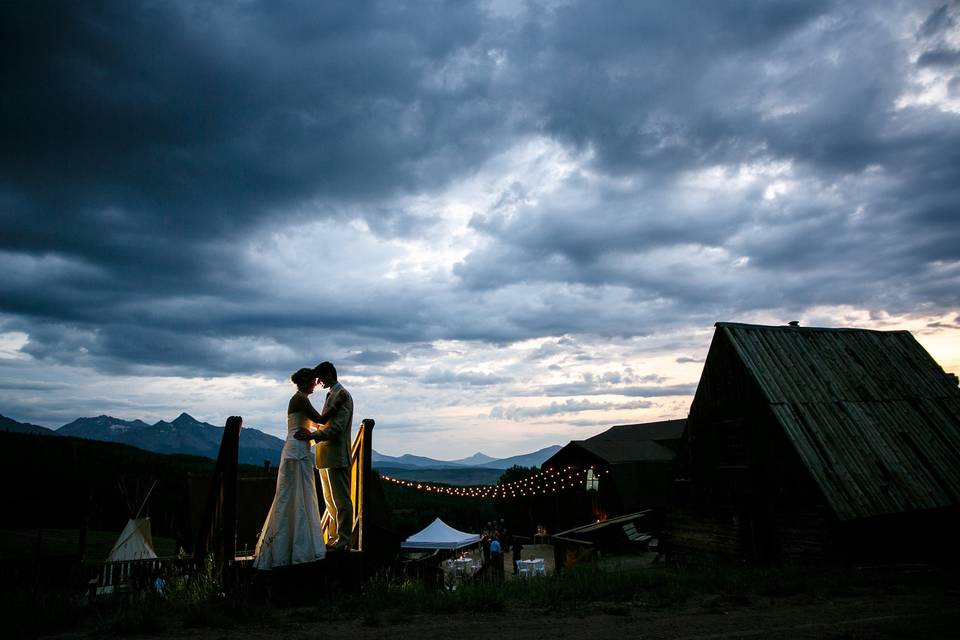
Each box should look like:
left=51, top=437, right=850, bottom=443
left=2, top=557, right=953, bottom=638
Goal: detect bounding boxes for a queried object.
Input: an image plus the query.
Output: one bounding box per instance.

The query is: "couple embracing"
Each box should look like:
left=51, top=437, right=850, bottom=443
left=253, top=361, right=353, bottom=570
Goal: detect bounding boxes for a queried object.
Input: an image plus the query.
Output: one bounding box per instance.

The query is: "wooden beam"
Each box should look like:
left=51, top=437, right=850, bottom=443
left=194, top=415, right=242, bottom=569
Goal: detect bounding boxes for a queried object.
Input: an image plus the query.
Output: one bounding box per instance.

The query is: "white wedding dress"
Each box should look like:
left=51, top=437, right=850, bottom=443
left=253, top=405, right=326, bottom=569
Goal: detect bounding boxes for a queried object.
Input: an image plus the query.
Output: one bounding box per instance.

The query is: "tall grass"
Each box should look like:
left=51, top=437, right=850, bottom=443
left=327, top=559, right=936, bottom=621
left=329, top=564, right=682, bottom=617
left=94, top=556, right=276, bottom=635
left=0, top=586, right=87, bottom=639
left=6, top=556, right=946, bottom=637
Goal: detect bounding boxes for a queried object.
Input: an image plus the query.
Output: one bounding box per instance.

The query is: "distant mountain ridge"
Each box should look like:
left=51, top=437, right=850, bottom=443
left=371, top=452, right=466, bottom=469
left=372, top=444, right=561, bottom=470
left=451, top=452, right=498, bottom=466
left=2, top=412, right=561, bottom=470
left=476, top=445, right=563, bottom=469
left=56, top=412, right=285, bottom=466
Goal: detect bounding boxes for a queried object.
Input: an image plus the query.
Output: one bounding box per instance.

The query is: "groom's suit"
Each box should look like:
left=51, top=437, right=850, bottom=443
left=315, top=381, right=354, bottom=549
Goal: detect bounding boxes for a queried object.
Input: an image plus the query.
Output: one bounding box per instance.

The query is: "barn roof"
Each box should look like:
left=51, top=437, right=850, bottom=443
left=545, top=419, right=686, bottom=466
left=573, top=439, right=677, bottom=464
left=590, top=419, right=686, bottom=443
left=715, top=322, right=960, bottom=521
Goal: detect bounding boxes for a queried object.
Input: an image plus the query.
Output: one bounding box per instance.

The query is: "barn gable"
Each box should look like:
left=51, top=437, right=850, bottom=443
left=716, top=322, right=960, bottom=521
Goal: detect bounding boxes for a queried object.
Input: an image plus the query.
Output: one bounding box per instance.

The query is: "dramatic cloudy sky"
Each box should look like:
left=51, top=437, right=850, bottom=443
left=2, top=1, right=959, bottom=458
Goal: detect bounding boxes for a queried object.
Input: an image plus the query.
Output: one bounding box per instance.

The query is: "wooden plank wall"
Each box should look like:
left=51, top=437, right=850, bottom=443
left=665, top=507, right=740, bottom=565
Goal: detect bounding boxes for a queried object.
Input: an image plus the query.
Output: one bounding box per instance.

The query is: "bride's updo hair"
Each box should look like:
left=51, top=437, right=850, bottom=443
left=290, top=367, right=316, bottom=389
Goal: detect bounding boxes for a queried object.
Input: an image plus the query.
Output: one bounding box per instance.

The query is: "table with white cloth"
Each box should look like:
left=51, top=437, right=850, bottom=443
left=447, top=557, right=477, bottom=576
left=516, top=558, right=545, bottom=576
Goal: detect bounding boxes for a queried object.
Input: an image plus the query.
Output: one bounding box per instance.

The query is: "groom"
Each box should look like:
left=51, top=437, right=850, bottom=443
left=308, top=361, right=354, bottom=550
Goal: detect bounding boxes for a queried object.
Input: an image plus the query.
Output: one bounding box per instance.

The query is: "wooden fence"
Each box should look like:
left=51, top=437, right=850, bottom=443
left=90, top=556, right=203, bottom=594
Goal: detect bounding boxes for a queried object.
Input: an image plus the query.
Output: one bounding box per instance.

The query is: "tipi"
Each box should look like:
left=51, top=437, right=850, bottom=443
left=106, top=517, right=157, bottom=562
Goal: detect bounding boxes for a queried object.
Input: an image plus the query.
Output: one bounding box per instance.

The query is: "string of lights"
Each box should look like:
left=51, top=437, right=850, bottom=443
left=379, top=465, right=611, bottom=499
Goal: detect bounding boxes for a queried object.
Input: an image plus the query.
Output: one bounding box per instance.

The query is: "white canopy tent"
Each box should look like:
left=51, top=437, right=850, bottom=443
left=401, top=517, right=481, bottom=550
left=105, top=517, right=158, bottom=562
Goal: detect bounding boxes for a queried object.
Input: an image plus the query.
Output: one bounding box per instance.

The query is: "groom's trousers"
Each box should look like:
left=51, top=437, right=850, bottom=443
left=319, top=466, right=352, bottom=549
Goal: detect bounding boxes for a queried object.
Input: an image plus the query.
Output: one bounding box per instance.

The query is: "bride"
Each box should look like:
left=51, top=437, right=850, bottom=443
left=253, top=368, right=337, bottom=569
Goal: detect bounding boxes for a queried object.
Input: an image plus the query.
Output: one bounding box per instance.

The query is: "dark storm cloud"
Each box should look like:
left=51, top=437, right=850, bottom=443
left=1, top=0, right=494, bottom=231
left=1, top=0, right=958, bottom=383
left=919, top=3, right=956, bottom=38
left=343, top=350, right=402, bottom=366
left=917, top=49, right=960, bottom=67
left=527, top=0, right=833, bottom=175
left=927, top=321, right=960, bottom=329
left=0, top=0, right=499, bottom=293
left=2, top=0, right=545, bottom=376
left=0, top=380, right=70, bottom=392
left=421, top=368, right=511, bottom=387
left=456, top=1, right=960, bottom=316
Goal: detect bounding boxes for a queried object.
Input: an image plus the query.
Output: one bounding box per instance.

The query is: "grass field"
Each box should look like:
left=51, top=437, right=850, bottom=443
left=0, top=546, right=955, bottom=639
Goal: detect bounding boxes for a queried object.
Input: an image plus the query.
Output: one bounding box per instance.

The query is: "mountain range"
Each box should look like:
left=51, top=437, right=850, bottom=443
left=0, top=413, right=561, bottom=469
left=371, top=446, right=561, bottom=470
left=57, top=413, right=287, bottom=466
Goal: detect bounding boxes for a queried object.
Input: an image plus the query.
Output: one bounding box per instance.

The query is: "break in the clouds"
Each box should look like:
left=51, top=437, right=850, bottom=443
left=490, top=398, right=655, bottom=422
left=2, top=1, right=959, bottom=457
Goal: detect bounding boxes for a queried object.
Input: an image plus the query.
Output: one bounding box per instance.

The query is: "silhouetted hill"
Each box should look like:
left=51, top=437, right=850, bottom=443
left=0, top=431, right=217, bottom=538
left=450, top=452, right=498, bottom=466
left=371, top=451, right=465, bottom=468
left=0, top=414, right=57, bottom=436
left=476, top=445, right=562, bottom=469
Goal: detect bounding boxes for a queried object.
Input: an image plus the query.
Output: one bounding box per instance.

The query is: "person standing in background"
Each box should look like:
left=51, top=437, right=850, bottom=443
left=512, top=537, right=523, bottom=575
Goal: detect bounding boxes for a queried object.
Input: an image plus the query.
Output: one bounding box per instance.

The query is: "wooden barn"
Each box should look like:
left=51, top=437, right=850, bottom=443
left=542, top=419, right=685, bottom=531
left=667, top=322, right=960, bottom=565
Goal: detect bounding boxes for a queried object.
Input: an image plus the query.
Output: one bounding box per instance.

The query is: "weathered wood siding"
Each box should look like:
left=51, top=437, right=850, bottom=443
left=665, top=506, right=741, bottom=565
left=669, top=321, right=960, bottom=565
left=722, top=323, right=960, bottom=521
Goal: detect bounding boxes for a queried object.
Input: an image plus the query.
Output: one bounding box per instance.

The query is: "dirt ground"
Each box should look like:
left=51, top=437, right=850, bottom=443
left=120, top=577, right=959, bottom=640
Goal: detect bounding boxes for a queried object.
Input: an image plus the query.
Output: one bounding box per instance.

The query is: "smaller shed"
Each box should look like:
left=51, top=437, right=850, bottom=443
left=542, top=419, right=685, bottom=529
left=401, top=518, right=480, bottom=550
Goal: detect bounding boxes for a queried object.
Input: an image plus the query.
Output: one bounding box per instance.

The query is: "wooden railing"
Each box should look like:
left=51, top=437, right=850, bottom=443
left=321, top=418, right=375, bottom=551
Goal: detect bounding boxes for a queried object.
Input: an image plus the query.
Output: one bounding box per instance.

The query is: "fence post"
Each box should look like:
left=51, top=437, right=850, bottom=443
left=357, top=419, right=374, bottom=551
left=194, top=416, right=242, bottom=571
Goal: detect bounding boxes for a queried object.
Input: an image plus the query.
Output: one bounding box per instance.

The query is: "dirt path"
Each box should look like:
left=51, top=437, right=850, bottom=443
left=131, top=583, right=960, bottom=640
